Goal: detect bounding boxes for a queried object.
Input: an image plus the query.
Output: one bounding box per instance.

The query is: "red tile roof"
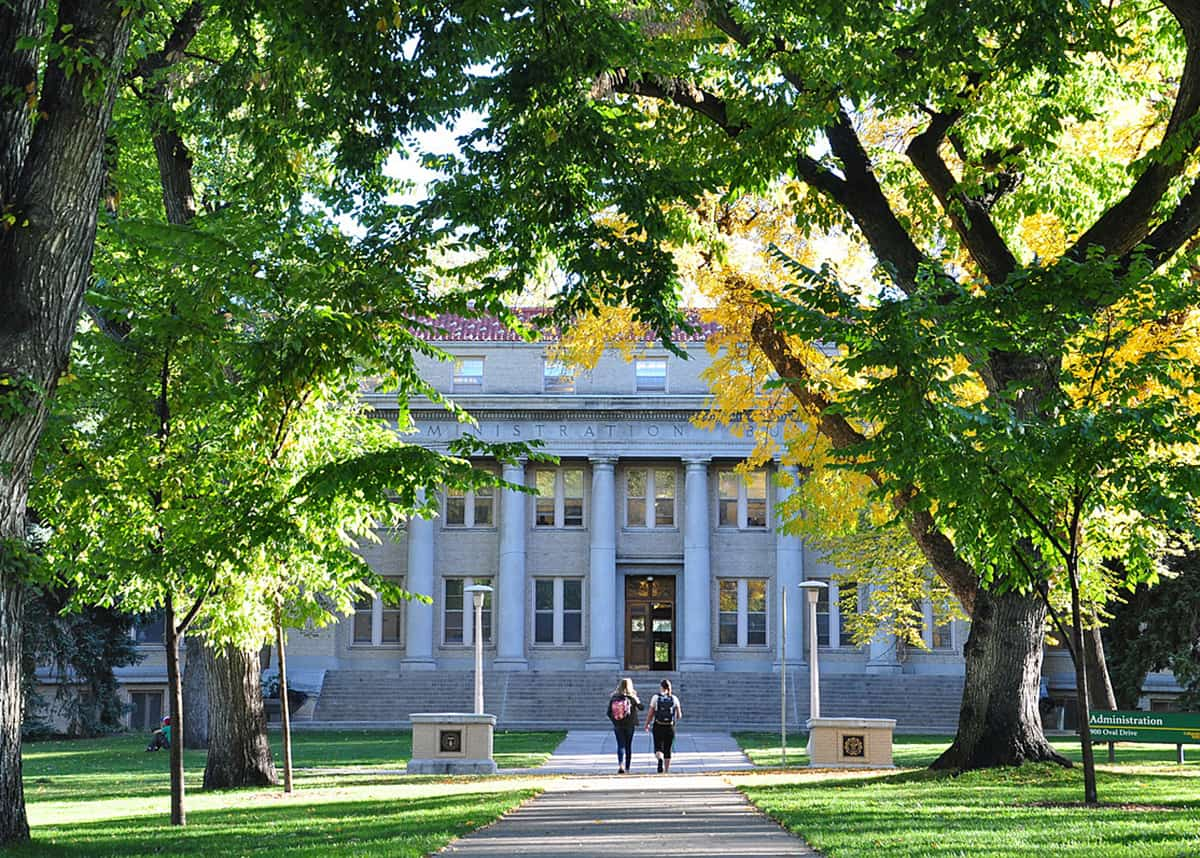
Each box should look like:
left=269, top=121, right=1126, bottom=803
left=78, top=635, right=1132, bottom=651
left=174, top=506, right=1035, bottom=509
left=426, top=308, right=719, bottom=343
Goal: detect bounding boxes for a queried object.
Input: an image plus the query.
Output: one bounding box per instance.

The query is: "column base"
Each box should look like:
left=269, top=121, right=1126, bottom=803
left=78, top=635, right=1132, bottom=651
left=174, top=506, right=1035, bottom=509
left=585, top=658, right=622, bottom=671
left=401, top=657, right=437, bottom=672
left=864, top=662, right=902, bottom=675
left=772, top=660, right=806, bottom=672
left=493, top=657, right=528, bottom=671
left=677, top=659, right=716, bottom=672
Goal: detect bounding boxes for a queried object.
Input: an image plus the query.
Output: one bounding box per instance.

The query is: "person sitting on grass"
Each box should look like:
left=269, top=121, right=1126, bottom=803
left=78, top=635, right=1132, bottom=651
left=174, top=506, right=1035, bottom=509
left=145, top=716, right=171, bottom=752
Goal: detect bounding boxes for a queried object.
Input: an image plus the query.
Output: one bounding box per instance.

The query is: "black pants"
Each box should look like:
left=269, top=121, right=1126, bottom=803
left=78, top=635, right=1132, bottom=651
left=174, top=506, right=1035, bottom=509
left=613, top=726, right=634, bottom=768
left=652, top=722, right=675, bottom=759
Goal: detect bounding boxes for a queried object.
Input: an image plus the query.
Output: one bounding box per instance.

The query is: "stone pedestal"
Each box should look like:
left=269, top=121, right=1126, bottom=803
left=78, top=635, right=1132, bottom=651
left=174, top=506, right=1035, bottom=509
left=806, top=717, right=896, bottom=768
left=407, top=713, right=497, bottom=775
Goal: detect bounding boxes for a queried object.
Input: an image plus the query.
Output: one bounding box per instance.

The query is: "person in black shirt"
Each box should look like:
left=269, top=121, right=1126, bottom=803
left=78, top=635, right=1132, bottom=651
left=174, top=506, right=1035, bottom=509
left=644, top=679, right=682, bottom=773
left=606, top=677, right=643, bottom=774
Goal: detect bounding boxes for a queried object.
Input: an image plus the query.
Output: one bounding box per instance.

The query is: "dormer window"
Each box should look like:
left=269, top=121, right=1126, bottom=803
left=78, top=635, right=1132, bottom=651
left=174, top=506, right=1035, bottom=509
left=453, top=357, right=484, bottom=393
left=635, top=358, right=667, bottom=392
left=544, top=359, right=576, bottom=393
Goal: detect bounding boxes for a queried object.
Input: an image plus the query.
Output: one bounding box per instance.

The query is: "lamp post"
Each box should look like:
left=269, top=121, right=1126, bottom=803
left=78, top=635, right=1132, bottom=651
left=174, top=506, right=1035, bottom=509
left=797, top=581, right=827, bottom=756
left=780, top=582, right=788, bottom=768
left=463, top=584, right=493, bottom=715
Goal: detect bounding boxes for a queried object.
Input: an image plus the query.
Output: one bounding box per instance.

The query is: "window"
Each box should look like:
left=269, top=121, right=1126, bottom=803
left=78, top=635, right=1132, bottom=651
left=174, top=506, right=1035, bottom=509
left=133, top=613, right=165, bottom=645
left=635, top=358, right=667, bottom=392
left=717, top=578, right=770, bottom=647
left=129, top=689, right=164, bottom=731
left=352, top=577, right=405, bottom=646
left=543, top=360, right=576, bottom=393
left=624, top=467, right=676, bottom=528
left=717, top=469, right=769, bottom=529
left=837, top=584, right=861, bottom=647
left=444, top=485, right=494, bottom=528
left=443, top=576, right=493, bottom=645
left=533, top=578, right=584, bottom=645
left=932, top=619, right=953, bottom=650
left=813, top=581, right=831, bottom=647
left=534, top=467, right=584, bottom=528
left=452, top=357, right=484, bottom=393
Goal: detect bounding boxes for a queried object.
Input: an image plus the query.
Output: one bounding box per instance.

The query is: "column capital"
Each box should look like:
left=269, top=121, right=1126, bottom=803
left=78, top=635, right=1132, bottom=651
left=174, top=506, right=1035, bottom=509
left=588, top=456, right=617, bottom=468
left=682, top=456, right=711, bottom=469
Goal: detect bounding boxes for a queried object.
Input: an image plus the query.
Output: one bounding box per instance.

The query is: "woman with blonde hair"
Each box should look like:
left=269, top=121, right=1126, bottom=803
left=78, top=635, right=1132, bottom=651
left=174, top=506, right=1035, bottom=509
left=606, top=677, right=643, bottom=774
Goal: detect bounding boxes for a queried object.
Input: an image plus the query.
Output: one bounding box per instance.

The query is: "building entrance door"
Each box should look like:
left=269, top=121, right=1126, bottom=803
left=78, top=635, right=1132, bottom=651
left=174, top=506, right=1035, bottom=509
left=624, top=576, right=675, bottom=671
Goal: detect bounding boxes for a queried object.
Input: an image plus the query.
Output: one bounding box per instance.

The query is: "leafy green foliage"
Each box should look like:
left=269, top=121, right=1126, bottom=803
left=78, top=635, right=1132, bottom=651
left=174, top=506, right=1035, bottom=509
left=20, top=585, right=140, bottom=739
left=1105, top=548, right=1200, bottom=709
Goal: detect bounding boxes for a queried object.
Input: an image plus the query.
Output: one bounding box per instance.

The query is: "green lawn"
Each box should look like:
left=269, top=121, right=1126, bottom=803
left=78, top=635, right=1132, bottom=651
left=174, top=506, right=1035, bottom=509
left=5, top=729, right=563, bottom=857
left=734, top=733, right=1200, bottom=857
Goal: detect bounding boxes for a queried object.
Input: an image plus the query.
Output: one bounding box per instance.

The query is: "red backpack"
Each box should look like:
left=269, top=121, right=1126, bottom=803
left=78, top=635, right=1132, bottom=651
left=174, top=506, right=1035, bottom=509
left=609, top=696, right=631, bottom=721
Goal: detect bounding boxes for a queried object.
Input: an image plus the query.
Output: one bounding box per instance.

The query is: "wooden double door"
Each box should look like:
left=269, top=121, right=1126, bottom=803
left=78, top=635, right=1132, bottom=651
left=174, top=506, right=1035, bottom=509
left=624, top=575, right=675, bottom=671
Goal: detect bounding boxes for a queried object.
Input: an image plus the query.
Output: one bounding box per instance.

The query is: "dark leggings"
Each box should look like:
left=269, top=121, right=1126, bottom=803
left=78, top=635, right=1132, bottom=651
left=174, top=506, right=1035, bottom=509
left=652, top=723, right=675, bottom=759
left=614, top=726, right=635, bottom=768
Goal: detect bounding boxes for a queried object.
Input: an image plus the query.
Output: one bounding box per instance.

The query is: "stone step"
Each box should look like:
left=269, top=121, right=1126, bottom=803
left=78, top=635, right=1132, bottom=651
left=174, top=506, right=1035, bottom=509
left=312, top=670, right=964, bottom=731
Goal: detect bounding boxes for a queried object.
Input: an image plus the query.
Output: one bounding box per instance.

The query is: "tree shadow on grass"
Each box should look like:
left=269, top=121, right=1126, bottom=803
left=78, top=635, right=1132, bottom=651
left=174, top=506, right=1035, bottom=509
left=8, top=790, right=536, bottom=858
left=741, top=766, right=1200, bottom=858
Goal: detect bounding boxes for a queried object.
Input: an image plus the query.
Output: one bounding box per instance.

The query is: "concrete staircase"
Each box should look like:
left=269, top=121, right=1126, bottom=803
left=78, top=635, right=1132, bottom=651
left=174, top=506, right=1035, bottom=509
left=311, top=670, right=963, bottom=732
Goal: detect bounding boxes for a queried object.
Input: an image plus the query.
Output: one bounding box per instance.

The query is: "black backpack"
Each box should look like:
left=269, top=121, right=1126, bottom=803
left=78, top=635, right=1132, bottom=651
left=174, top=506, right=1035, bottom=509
left=655, top=693, right=675, bottom=724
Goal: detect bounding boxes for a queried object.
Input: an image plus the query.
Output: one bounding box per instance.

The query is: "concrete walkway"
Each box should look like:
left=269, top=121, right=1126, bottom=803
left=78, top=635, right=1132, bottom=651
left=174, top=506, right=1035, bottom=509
left=524, top=729, right=755, bottom=775
left=439, top=774, right=818, bottom=856
left=442, top=731, right=820, bottom=856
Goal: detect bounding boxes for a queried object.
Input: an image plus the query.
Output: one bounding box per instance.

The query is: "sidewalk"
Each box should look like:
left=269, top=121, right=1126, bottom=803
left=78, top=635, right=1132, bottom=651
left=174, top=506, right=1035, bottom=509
left=520, top=729, right=755, bottom=775
left=443, top=731, right=821, bottom=856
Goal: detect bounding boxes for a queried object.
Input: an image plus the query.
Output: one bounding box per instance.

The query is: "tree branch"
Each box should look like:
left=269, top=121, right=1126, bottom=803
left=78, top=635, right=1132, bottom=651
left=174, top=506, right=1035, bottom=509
left=907, top=108, right=1018, bottom=285
left=132, top=1, right=206, bottom=82
left=1071, top=36, right=1200, bottom=260
left=751, top=313, right=979, bottom=612
left=602, top=69, right=744, bottom=137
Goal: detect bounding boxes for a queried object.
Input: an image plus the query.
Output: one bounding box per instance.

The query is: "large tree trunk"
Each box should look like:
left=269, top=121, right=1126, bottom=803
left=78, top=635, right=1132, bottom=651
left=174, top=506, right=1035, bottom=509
left=932, top=588, right=1070, bottom=769
left=181, top=636, right=209, bottom=749
left=202, top=642, right=277, bottom=789
left=0, top=2, right=135, bottom=845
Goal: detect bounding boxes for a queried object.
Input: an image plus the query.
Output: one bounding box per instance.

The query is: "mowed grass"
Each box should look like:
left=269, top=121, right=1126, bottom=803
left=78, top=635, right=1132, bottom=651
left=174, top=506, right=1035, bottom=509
left=4, top=729, right=563, bottom=857
left=734, top=733, right=1200, bottom=857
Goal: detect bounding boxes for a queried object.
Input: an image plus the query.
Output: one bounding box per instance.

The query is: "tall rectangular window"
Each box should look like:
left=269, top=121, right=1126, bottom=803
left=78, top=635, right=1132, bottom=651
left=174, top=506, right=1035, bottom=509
left=745, top=471, right=767, bottom=528
left=380, top=578, right=404, bottom=644
left=533, top=577, right=584, bottom=645
left=718, top=580, right=739, bottom=645
left=718, top=472, right=740, bottom=527
left=352, top=590, right=374, bottom=643
left=452, top=357, right=484, bottom=393
left=353, top=577, right=404, bottom=646
left=837, top=584, right=860, bottom=647
left=444, top=485, right=494, bottom=528
left=534, top=467, right=585, bottom=528
left=654, top=468, right=675, bottom=526
left=717, top=578, right=770, bottom=648
left=932, top=615, right=953, bottom=650
left=543, top=360, right=576, bottom=393
left=443, top=576, right=493, bottom=646
left=717, top=469, right=769, bottom=529
left=814, top=581, right=831, bottom=647
left=130, top=690, right=164, bottom=731
left=635, top=358, right=667, bottom=392
left=625, top=467, right=676, bottom=528
left=747, top=579, right=767, bottom=646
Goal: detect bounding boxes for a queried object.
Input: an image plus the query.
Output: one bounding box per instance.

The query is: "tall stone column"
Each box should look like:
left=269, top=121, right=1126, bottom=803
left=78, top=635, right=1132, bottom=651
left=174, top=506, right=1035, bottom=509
left=680, top=458, right=715, bottom=671
left=774, top=465, right=805, bottom=669
left=495, top=460, right=528, bottom=670
left=586, top=457, right=620, bottom=670
left=403, top=489, right=436, bottom=670
left=865, top=583, right=901, bottom=673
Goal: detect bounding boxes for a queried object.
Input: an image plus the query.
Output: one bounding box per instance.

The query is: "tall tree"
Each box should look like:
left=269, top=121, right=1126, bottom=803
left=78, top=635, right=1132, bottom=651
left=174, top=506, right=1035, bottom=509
left=425, top=0, right=1200, bottom=779
left=1, top=2, right=140, bottom=842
